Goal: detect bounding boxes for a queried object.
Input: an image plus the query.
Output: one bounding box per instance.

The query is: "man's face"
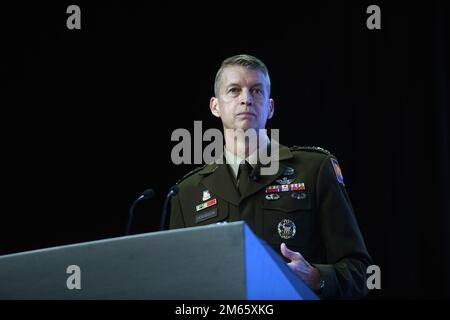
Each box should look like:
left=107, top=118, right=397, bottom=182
left=210, top=66, right=274, bottom=131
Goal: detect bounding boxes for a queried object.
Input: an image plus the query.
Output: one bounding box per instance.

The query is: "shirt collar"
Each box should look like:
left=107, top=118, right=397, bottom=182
left=224, top=134, right=270, bottom=178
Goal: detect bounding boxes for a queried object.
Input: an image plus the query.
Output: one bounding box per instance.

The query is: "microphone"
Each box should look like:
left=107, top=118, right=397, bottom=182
left=125, top=188, right=155, bottom=235
left=160, top=185, right=180, bottom=231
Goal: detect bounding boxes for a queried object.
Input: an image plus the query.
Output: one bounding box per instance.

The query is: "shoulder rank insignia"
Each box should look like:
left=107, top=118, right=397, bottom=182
left=330, top=158, right=345, bottom=185
left=176, top=164, right=209, bottom=184
left=290, top=145, right=332, bottom=156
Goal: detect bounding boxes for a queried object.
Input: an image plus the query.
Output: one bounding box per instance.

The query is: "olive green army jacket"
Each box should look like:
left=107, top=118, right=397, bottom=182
left=169, top=144, right=372, bottom=299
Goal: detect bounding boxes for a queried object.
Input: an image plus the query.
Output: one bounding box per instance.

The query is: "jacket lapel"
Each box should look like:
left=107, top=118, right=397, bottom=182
left=240, top=144, right=294, bottom=201
left=198, top=144, right=294, bottom=205
left=199, top=163, right=240, bottom=206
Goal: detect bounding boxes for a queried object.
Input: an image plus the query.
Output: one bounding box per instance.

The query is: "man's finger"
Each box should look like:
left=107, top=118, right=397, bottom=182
left=280, top=242, right=302, bottom=261
left=286, top=261, right=296, bottom=273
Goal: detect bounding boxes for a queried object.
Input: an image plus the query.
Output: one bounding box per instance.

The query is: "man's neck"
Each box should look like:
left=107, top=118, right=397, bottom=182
left=224, top=128, right=269, bottom=160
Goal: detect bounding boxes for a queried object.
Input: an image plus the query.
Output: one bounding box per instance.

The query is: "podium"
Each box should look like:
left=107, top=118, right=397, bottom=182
left=0, top=221, right=318, bottom=300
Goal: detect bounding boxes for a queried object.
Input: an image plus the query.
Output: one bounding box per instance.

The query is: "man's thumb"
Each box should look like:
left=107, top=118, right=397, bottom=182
left=280, top=242, right=300, bottom=261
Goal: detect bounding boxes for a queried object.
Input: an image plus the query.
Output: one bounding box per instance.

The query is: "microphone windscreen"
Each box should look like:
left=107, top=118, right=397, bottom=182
left=170, top=185, right=180, bottom=196
left=142, top=188, right=155, bottom=199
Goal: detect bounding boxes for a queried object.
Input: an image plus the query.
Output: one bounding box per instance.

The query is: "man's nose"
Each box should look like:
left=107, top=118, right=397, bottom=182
left=240, top=89, right=253, bottom=106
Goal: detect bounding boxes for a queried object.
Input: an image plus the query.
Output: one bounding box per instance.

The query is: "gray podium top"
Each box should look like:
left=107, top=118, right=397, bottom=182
left=0, top=221, right=317, bottom=300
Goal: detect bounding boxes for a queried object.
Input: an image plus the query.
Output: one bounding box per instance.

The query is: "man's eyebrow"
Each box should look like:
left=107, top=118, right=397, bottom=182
left=250, top=83, right=265, bottom=88
left=225, top=82, right=265, bottom=88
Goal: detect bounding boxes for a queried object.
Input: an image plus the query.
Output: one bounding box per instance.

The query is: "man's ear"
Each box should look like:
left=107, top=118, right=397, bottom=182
left=267, top=98, right=275, bottom=120
left=210, top=97, right=221, bottom=118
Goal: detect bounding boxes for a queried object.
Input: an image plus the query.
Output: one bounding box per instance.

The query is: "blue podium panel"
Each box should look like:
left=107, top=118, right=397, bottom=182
left=0, top=221, right=317, bottom=300
left=244, top=224, right=318, bottom=300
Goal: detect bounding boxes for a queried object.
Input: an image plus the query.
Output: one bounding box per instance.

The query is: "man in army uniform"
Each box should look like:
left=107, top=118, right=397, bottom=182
left=169, top=54, right=371, bottom=299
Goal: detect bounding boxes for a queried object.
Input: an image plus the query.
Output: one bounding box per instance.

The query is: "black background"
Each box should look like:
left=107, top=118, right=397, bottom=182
left=2, top=1, right=449, bottom=299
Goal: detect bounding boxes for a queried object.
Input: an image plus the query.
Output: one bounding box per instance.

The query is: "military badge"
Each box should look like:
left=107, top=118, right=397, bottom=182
left=277, top=219, right=296, bottom=239
left=291, top=192, right=307, bottom=200
left=265, top=194, right=280, bottom=201
left=276, top=177, right=296, bottom=185
left=202, top=189, right=211, bottom=201
left=265, top=183, right=305, bottom=193
left=196, top=198, right=217, bottom=212
left=283, top=166, right=295, bottom=176
left=331, top=158, right=345, bottom=185
left=195, top=208, right=218, bottom=223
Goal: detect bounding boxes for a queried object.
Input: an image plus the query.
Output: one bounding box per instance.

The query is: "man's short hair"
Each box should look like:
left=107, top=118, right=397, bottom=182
left=214, top=54, right=271, bottom=97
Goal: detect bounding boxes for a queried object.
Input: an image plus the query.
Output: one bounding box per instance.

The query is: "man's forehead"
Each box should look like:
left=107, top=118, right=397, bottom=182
left=221, top=66, right=268, bottom=86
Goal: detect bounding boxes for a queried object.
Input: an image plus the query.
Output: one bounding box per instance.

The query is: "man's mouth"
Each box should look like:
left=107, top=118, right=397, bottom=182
left=236, top=112, right=256, bottom=117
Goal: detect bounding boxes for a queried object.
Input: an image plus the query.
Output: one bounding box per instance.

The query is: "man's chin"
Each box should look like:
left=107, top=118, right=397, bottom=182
left=235, top=120, right=261, bottom=131
left=227, top=127, right=263, bottom=134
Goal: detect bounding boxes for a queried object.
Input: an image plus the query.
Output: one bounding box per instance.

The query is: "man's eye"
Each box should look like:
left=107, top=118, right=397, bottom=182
left=229, top=88, right=239, bottom=93
left=252, top=88, right=263, bottom=94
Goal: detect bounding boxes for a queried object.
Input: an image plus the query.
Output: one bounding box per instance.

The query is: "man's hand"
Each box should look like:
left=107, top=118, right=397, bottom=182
left=280, top=243, right=321, bottom=290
